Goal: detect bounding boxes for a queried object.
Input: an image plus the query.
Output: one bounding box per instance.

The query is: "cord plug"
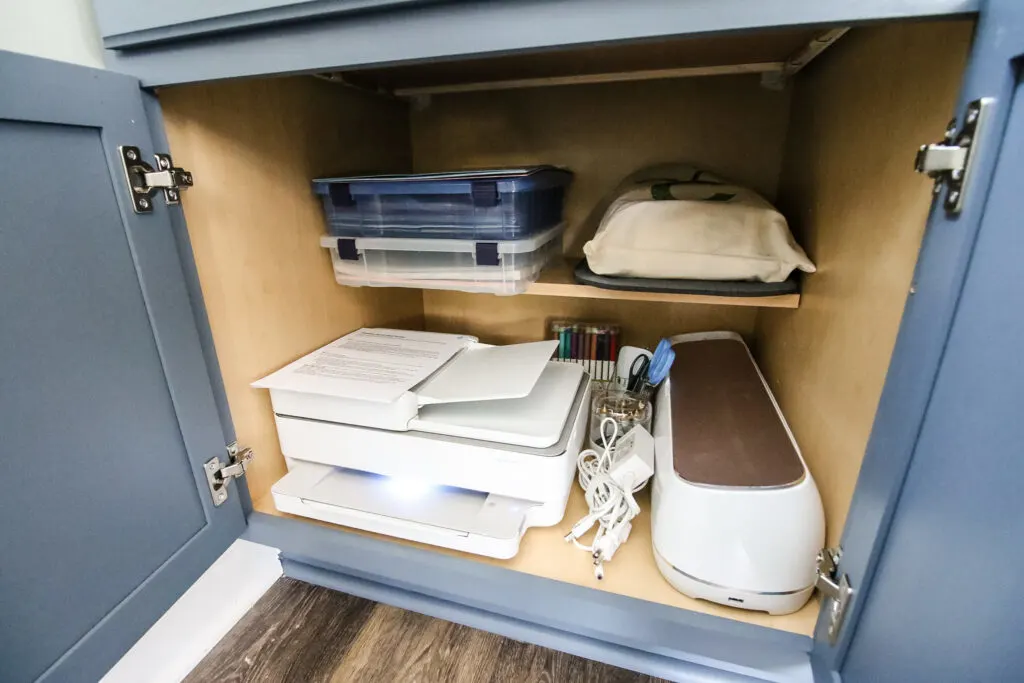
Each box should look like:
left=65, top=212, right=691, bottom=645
left=566, top=418, right=653, bottom=581
left=593, top=521, right=633, bottom=564
left=609, top=425, right=654, bottom=491
left=564, top=513, right=600, bottom=543
left=592, top=521, right=633, bottom=579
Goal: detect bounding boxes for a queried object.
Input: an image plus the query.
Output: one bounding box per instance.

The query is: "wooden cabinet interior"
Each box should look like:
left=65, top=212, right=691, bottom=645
left=756, top=20, right=972, bottom=545
left=159, top=18, right=972, bottom=636
left=159, top=79, right=424, bottom=500
left=410, top=73, right=791, bottom=256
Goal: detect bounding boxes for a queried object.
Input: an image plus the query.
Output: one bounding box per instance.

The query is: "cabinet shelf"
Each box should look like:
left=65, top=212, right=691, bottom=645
left=525, top=260, right=801, bottom=308
left=253, top=485, right=820, bottom=637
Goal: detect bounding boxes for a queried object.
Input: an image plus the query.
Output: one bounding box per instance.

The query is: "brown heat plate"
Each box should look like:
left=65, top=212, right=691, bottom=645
left=670, top=337, right=804, bottom=488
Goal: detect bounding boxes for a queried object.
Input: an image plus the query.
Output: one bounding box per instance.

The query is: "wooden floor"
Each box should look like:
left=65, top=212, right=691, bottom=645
left=186, top=578, right=664, bottom=683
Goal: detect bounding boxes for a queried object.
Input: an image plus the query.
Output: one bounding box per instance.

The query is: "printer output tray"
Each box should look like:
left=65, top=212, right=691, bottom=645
left=273, top=461, right=537, bottom=559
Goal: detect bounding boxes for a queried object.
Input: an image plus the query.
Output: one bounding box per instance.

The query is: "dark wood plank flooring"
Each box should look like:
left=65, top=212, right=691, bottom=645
left=186, top=578, right=664, bottom=683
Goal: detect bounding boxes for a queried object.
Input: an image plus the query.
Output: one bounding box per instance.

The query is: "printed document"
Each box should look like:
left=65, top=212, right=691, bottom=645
left=253, top=328, right=474, bottom=403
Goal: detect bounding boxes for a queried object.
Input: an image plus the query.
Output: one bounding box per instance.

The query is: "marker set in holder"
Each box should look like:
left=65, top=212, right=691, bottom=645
left=549, top=322, right=620, bottom=381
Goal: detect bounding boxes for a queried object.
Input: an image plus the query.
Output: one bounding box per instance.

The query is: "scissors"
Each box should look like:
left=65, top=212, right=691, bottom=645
left=627, top=354, right=650, bottom=392
left=634, top=339, right=675, bottom=404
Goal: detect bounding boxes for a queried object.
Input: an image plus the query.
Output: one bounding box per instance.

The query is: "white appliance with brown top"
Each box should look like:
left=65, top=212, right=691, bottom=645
left=651, top=332, right=825, bottom=615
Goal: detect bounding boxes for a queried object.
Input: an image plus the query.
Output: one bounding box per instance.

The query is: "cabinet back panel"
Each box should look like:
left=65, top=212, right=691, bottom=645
left=755, top=20, right=974, bottom=546
left=424, top=291, right=757, bottom=350
left=411, top=76, right=792, bottom=255
left=160, top=77, right=423, bottom=502
left=413, top=76, right=787, bottom=351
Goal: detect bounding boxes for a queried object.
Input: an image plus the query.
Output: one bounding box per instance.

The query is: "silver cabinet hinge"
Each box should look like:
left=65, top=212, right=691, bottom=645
left=117, top=145, right=194, bottom=214
left=204, top=442, right=254, bottom=507
left=816, top=547, right=854, bottom=645
left=915, top=97, right=992, bottom=214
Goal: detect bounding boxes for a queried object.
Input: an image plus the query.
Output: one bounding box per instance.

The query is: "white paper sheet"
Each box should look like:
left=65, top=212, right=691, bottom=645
left=253, top=328, right=474, bottom=404
left=417, top=340, right=559, bottom=405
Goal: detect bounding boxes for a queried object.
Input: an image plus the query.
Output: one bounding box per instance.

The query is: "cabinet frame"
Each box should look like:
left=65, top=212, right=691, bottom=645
left=139, top=10, right=1004, bottom=679
left=9, top=0, right=1018, bottom=678
left=101, top=0, right=979, bottom=87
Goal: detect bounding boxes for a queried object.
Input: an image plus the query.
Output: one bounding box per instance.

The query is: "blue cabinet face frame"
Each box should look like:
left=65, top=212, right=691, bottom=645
left=94, top=0, right=443, bottom=49
left=99, top=0, right=981, bottom=87
left=1, top=0, right=1022, bottom=679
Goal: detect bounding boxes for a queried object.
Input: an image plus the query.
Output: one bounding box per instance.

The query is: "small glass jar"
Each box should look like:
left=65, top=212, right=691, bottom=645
left=588, top=385, right=653, bottom=452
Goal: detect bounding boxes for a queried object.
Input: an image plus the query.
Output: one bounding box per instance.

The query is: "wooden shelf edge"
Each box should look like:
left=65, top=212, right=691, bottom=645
left=393, top=62, right=783, bottom=96
left=252, top=489, right=819, bottom=637
left=526, top=261, right=801, bottom=309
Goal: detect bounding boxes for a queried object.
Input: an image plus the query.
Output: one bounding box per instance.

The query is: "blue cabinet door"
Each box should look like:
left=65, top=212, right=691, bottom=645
left=812, top=0, right=1024, bottom=678
left=840, top=67, right=1024, bottom=680
left=0, top=51, right=245, bottom=683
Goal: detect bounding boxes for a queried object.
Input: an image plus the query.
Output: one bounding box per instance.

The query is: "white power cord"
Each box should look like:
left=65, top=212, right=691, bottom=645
left=564, top=417, right=655, bottom=580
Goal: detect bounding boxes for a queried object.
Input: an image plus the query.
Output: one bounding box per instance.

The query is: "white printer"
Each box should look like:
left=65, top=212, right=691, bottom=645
left=254, top=328, right=591, bottom=559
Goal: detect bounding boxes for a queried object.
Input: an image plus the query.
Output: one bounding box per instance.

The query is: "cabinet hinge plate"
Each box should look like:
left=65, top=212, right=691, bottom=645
left=117, top=145, right=194, bottom=214
left=816, top=546, right=854, bottom=645
left=915, top=97, right=992, bottom=214
left=204, top=442, right=254, bottom=507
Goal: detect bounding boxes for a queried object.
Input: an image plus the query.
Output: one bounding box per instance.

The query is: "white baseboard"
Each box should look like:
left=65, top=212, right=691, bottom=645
left=101, top=539, right=282, bottom=683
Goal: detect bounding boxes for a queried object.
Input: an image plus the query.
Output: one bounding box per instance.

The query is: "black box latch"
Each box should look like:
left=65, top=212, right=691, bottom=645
left=475, top=242, right=500, bottom=266
left=470, top=181, right=499, bottom=207
left=329, top=184, right=355, bottom=207
left=336, top=238, right=360, bottom=261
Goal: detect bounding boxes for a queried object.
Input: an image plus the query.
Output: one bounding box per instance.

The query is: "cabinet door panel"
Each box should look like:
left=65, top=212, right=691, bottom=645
left=0, top=51, right=244, bottom=683
left=840, top=58, right=1024, bottom=683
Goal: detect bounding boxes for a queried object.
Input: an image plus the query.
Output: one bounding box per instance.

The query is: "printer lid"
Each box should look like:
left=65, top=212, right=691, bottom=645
left=413, top=362, right=585, bottom=448
left=416, top=340, right=559, bottom=405
left=253, top=328, right=559, bottom=407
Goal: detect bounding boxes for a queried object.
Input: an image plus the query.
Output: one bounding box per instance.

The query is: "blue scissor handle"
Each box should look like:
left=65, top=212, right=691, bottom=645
left=647, top=339, right=675, bottom=386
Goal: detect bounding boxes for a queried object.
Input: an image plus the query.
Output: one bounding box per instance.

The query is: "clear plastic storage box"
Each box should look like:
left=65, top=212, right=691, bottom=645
left=313, top=167, right=573, bottom=240
left=321, top=224, right=564, bottom=295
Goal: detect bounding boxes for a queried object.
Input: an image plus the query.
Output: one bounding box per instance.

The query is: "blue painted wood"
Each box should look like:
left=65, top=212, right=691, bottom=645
left=810, top=0, right=1024, bottom=674
left=245, top=512, right=813, bottom=682
left=0, top=51, right=245, bottom=683
left=282, top=557, right=788, bottom=683
left=839, top=45, right=1024, bottom=683
left=103, top=0, right=979, bottom=87
left=139, top=91, right=252, bottom=516
left=96, top=0, right=441, bottom=49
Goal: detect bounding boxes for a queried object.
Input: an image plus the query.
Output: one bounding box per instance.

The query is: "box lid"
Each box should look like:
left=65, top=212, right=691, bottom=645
left=312, top=166, right=572, bottom=197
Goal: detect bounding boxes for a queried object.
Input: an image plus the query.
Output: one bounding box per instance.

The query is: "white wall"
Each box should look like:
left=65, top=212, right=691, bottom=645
left=0, top=0, right=104, bottom=68
left=100, top=540, right=282, bottom=683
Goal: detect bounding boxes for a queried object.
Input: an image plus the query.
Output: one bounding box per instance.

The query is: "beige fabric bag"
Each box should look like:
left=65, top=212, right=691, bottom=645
left=583, top=166, right=815, bottom=283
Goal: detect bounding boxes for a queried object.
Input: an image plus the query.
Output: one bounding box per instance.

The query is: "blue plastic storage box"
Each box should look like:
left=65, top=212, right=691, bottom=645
left=312, top=166, right=573, bottom=240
